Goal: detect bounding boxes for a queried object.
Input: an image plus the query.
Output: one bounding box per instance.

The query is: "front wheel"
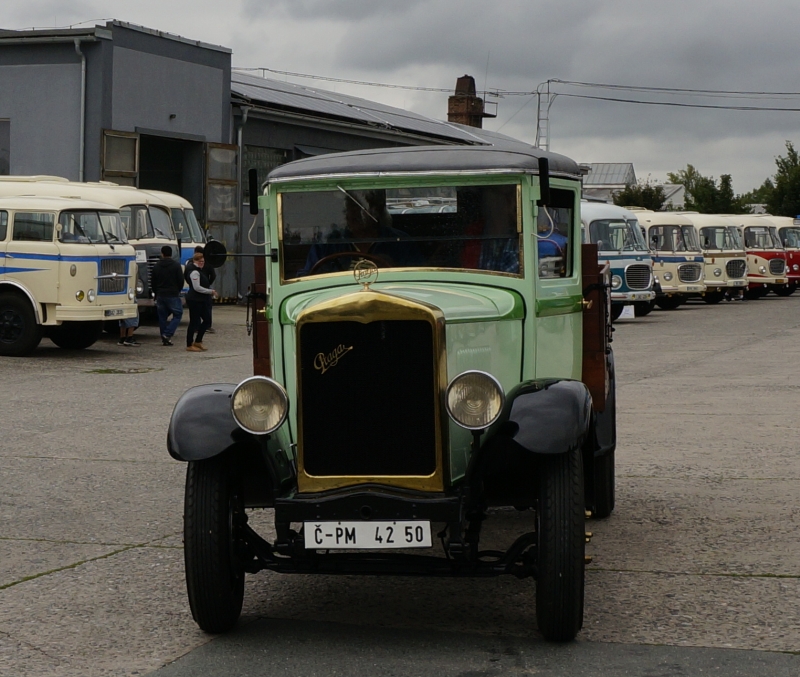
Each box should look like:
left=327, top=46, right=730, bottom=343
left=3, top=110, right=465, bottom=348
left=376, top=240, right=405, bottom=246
left=609, top=304, right=624, bottom=322
left=774, top=284, right=796, bottom=297
left=655, top=296, right=682, bottom=310
left=536, top=447, right=585, bottom=641
left=47, top=321, right=103, bottom=350
left=633, top=301, right=654, bottom=317
left=184, top=455, right=246, bottom=633
left=703, top=291, right=725, bottom=304
left=0, top=293, right=42, bottom=356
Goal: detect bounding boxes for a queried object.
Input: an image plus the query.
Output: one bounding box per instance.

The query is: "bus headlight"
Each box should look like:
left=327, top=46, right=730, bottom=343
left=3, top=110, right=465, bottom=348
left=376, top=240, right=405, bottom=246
left=75, top=290, right=85, bottom=302
left=663, top=272, right=673, bottom=281
left=446, top=371, right=504, bottom=430
left=759, top=266, right=767, bottom=274
left=87, top=289, right=96, bottom=303
left=793, top=264, right=799, bottom=271
left=713, top=268, right=722, bottom=277
left=231, top=376, right=288, bottom=435
left=128, top=289, right=136, bottom=300
left=611, top=275, right=623, bottom=289
left=135, top=280, right=144, bottom=295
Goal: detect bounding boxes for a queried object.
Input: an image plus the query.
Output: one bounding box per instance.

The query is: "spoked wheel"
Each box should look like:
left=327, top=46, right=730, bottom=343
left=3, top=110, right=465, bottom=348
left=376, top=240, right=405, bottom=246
left=184, top=454, right=246, bottom=633
left=535, top=446, right=585, bottom=641
left=47, top=321, right=103, bottom=350
left=633, top=301, right=654, bottom=317
left=0, top=293, right=42, bottom=357
left=703, top=291, right=725, bottom=304
left=655, top=296, right=682, bottom=310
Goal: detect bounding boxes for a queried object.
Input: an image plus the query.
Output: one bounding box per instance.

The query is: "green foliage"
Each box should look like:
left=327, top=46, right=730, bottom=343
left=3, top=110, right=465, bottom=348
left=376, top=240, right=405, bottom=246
left=667, top=164, right=748, bottom=213
left=766, top=142, right=800, bottom=217
left=612, top=181, right=666, bottom=211
left=738, top=178, right=774, bottom=208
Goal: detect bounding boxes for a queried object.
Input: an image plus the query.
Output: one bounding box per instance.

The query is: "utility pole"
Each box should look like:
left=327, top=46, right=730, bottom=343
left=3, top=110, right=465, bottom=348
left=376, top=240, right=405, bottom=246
left=535, top=80, right=557, bottom=151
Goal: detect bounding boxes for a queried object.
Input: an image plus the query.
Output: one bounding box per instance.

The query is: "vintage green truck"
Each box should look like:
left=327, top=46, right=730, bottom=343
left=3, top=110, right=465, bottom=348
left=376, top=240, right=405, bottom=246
left=168, top=145, right=616, bottom=641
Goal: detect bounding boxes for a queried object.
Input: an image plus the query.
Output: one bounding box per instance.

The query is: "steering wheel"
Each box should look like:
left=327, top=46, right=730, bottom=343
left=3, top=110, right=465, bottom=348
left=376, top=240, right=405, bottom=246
left=308, top=250, right=391, bottom=275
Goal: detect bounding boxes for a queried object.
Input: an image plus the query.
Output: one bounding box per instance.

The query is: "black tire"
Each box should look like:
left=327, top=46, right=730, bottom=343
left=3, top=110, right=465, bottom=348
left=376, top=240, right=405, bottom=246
left=0, top=293, right=43, bottom=357
left=184, top=455, right=246, bottom=633
left=703, top=291, right=725, bottom=304
left=633, top=301, right=654, bottom=317
left=609, top=304, right=624, bottom=322
left=774, top=284, right=796, bottom=297
left=48, top=321, right=103, bottom=350
left=744, top=287, right=761, bottom=300
left=536, top=446, right=585, bottom=641
left=592, top=354, right=616, bottom=519
left=655, top=296, right=682, bottom=310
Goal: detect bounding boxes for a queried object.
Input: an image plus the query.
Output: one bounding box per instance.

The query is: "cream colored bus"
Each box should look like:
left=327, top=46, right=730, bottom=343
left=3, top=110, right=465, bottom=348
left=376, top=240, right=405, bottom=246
left=0, top=195, right=137, bottom=356
left=681, top=213, right=748, bottom=302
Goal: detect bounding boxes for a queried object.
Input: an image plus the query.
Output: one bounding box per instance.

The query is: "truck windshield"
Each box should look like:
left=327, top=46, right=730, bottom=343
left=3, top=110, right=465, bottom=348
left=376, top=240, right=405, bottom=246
left=779, top=227, right=800, bottom=247
left=281, top=184, right=522, bottom=279
left=699, top=226, right=739, bottom=251
left=58, top=210, right=127, bottom=244
left=649, top=225, right=701, bottom=252
left=744, top=226, right=783, bottom=249
left=589, top=219, right=642, bottom=251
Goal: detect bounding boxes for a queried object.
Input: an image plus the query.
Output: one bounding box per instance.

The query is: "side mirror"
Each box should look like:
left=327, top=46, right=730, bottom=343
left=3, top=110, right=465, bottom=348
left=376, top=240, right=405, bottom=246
left=249, top=168, right=259, bottom=215
left=537, top=157, right=550, bottom=207
left=203, top=239, right=228, bottom=268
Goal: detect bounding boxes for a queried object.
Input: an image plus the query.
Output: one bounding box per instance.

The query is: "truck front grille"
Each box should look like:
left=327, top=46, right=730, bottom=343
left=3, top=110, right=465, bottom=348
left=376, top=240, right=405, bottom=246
left=299, top=319, right=437, bottom=477
left=625, top=264, right=651, bottom=290
left=678, top=263, right=702, bottom=283
left=769, top=258, right=786, bottom=275
left=98, top=258, right=127, bottom=294
left=726, top=259, right=747, bottom=279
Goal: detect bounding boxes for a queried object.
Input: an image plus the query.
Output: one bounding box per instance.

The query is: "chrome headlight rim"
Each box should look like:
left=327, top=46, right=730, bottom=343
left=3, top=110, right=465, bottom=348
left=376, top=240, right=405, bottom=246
left=713, top=268, right=722, bottom=277
left=663, top=271, right=673, bottom=281
left=611, top=274, right=623, bottom=290
left=231, top=376, right=289, bottom=435
left=445, top=370, right=505, bottom=431
left=759, top=265, right=767, bottom=274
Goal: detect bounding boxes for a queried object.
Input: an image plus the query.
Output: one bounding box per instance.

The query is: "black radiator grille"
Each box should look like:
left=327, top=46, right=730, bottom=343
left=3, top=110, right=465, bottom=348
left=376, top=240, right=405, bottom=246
left=299, top=319, right=436, bottom=477
left=769, top=258, right=786, bottom=275
left=726, top=259, right=747, bottom=279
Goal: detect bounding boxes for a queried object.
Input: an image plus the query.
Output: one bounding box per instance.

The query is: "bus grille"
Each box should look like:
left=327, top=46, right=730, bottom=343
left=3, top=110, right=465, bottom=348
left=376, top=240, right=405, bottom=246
left=726, top=259, right=747, bottom=279
left=298, top=319, right=437, bottom=477
left=625, top=264, right=652, bottom=290
left=98, top=259, right=128, bottom=294
left=678, top=263, right=702, bottom=283
left=769, top=258, right=786, bottom=275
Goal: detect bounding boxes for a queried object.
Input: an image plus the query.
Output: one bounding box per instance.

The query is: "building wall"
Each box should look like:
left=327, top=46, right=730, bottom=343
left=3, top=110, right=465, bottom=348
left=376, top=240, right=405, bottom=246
left=0, top=61, right=82, bottom=178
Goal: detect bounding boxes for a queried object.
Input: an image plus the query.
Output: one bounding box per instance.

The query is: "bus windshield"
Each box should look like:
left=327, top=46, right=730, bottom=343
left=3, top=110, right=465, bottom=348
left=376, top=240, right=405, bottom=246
left=649, top=225, right=701, bottom=252
left=699, top=226, right=739, bottom=251
left=589, top=219, right=643, bottom=252
left=58, top=210, right=128, bottom=244
left=779, top=227, right=800, bottom=248
left=744, top=226, right=783, bottom=249
left=171, top=208, right=205, bottom=243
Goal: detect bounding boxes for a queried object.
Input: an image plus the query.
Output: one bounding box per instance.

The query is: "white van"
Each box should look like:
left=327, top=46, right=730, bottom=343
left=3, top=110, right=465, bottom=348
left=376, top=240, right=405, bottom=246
left=0, top=195, right=137, bottom=355
left=0, top=177, right=178, bottom=306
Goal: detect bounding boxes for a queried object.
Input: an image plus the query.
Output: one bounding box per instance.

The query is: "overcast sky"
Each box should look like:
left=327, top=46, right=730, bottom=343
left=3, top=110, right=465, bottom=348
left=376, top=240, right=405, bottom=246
left=7, top=1, right=800, bottom=193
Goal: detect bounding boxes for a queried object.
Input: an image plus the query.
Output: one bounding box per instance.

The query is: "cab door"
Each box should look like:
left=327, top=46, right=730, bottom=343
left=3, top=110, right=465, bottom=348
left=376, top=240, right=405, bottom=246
left=6, top=211, right=60, bottom=303
left=0, top=210, right=7, bottom=276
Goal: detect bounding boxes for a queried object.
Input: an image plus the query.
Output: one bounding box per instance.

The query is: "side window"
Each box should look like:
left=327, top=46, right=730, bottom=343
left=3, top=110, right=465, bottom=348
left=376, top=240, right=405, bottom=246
left=536, top=188, right=574, bottom=278
left=13, top=212, right=55, bottom=242
left=0, top=211, right=7, bottom=240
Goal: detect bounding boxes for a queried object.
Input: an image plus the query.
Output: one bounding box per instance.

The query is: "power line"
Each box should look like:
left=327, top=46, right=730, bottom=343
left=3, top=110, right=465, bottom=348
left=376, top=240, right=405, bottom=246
left=558, top=92, right=800, bottom=112
left=233, top=67, right=455, bottom=93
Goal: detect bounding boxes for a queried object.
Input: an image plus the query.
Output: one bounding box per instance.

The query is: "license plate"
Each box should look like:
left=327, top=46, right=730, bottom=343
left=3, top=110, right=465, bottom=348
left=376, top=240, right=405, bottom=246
left=104, top=309, right=124, bottom=317
left=685, top=286, right=702, bottom=292
left=733, top=280, right=747, bottom=286
left=631, top=292, right=651, bottom=300
left=776, top=279, right=786, bottom=284
left=304, top=520, right=432, bottom=549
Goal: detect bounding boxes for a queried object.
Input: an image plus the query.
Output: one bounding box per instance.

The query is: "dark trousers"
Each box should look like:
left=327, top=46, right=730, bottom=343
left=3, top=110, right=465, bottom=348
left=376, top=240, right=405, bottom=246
left=186, top=298, right=212, bottom=346
left=156, top=296, right=183, bottom=338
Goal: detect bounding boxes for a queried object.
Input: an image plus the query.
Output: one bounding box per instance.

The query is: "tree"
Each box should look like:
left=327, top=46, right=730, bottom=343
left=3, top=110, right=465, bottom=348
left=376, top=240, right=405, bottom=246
left=766, top=141, right=800, bottom=217
left=738, top=178, right=774, bottom=208
left=613, top=181, right=666, bottom=211
left=667, top=164, right=747, bottom=213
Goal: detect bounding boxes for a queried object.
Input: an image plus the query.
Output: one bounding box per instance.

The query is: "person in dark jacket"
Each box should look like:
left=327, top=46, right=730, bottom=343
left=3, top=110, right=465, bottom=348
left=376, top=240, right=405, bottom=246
left=184, top=251, right=218, bottom=352
left=150, top=245, right=184, bottom=346
left=184, top=245, right=217, bottom=332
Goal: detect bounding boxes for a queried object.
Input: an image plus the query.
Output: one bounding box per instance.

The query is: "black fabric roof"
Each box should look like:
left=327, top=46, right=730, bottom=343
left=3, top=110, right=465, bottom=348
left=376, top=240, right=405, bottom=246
left=267, top=145, right=582, bottom=182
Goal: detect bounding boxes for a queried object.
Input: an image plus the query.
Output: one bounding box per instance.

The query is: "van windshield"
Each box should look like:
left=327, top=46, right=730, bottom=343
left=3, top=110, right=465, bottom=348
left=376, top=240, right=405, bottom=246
left=58, top=210, right=127, bottom=244
left=699, top=226, right=739, bottom=251
left=589, top=219, right=643, bottom=251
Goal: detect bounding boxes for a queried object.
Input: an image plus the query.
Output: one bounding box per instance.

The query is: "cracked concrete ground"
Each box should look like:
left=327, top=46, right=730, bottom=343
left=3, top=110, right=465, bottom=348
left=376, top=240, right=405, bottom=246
left=1, top=298, right=799, bottom=676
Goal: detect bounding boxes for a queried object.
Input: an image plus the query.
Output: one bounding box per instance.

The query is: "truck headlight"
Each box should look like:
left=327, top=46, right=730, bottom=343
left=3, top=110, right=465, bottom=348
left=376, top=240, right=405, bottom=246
left=231, top=376, right=288, bottom=435
left=759, top=266, right=767, bottom=274
left=446, top=371, right=504, bottom=430
left=663, top=272, right=673, bottom=281
left=713, top=268, right=722, bottom=277
left=611, top=275, right=622, bottom=289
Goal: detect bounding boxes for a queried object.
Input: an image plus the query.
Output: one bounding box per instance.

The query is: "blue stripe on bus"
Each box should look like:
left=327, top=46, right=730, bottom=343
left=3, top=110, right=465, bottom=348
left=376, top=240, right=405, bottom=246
left=0, top=252, right=135, bottom=263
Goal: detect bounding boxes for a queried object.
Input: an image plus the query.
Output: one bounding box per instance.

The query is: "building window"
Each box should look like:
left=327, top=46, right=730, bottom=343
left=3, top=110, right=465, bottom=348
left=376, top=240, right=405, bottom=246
left=0, top=120, right=9, bottom=175
left=102, top=130, right=139, bottom=186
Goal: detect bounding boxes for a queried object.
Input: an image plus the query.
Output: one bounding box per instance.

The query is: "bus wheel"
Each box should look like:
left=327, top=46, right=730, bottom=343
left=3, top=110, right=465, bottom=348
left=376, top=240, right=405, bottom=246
left=774, top=284, right=796, bottom=297
left=184, top=454, right=246, bottom=634
left=0, top=293, right=43, bottom=357
left=609, top=304, right=624, bottom=322
left=535, top=446, right=585, bottom=641
left=48, top=321, right=103, bottom=350
left=633, top=301, right=654, bottom=317
left=655, top=296, right=682, bottom=310
left=703, top=291, right=725, bottom=304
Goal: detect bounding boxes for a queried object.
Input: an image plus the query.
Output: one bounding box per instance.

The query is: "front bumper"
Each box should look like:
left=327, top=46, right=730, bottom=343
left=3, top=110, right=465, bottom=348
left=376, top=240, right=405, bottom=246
left=54, top=303, right=138, bottom=322
left=611, top=290, right=655, bottom=303
left=659, top=283, right=705, bottom=295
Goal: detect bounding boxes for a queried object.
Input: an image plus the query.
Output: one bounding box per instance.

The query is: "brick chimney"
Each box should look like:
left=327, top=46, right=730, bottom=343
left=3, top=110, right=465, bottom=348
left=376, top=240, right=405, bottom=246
left=448, top=75, right=488, bottom=128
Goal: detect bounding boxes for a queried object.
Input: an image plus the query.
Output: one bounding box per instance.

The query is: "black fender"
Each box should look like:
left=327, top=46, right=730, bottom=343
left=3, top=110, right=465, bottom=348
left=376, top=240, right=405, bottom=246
left=592, top=349, right=616, bottom=460
left=473, top=378, right=592, bottom=507
left=167, top=383, right=243, bottom=461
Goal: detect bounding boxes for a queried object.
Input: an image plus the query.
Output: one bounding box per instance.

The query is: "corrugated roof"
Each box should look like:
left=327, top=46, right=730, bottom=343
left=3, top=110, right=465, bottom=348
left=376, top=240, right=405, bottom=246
left=231, top=71, right=486, bottom=145
left=583, top=163, right=636, bottom=186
